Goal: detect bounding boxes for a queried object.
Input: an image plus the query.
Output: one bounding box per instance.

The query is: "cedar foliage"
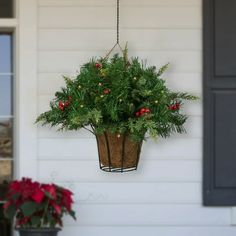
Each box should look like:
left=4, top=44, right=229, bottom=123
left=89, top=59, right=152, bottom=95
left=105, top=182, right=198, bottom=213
left=36, top=51, right=197, bottom=141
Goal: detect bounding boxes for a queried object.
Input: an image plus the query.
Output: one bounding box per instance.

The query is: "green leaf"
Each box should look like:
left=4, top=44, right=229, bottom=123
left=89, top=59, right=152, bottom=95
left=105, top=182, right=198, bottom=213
left=5, top=205, right=16, bottom=220
left=31, top=216, right=41, bottom=226
left=69, top=210, right=76, bottom=220
left=20, top=201, right=38, bottom=216
left=157, top=63, right=169, bottom=76
left=44, top=191, right=54, bottom=199
left=12, top=193, right=20, bottom=201
left=137, top=77, right=146, bottom=86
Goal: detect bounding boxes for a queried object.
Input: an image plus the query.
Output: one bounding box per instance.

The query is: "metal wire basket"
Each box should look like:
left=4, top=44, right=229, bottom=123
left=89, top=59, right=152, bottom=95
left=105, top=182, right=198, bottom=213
left=96, top=131, right=143, bottom=172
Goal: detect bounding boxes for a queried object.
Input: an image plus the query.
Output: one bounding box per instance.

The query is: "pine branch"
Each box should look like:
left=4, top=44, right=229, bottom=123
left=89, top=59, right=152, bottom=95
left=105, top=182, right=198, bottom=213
left=36, top=53, right=198, bottom=141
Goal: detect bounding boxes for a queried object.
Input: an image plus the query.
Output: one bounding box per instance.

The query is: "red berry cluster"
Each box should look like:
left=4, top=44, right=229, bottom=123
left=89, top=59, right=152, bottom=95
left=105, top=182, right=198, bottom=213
left=95, top=63, right=102, bottom=69
left=135, top=107, right=151, bottom=117
left=103, top=88, right=111, bottom=94
left=169, top=102, right=181, bottom=111
left=58, top=96, right=72, bottom=111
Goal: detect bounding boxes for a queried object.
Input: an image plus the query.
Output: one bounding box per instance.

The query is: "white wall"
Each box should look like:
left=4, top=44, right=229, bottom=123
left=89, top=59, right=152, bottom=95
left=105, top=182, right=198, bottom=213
left=33, top=0, right=236, bottom=235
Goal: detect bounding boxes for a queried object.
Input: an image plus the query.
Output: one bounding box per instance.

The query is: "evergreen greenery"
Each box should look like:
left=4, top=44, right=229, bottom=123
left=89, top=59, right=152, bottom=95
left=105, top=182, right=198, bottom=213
left=36, top=49, right=197, bottom=141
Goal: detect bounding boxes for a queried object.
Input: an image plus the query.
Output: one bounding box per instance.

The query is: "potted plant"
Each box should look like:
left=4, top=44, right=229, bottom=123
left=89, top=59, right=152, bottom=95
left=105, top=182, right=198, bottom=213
left=36, top=48, right=197, bottom=172
left=4, top=178, right=76, bottom=236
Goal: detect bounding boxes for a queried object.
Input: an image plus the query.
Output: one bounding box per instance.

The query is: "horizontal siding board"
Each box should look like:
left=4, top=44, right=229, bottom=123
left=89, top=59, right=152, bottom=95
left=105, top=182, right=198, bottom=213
left=57, top=182, right=201, bottom=204
left=37, top=116, right=202, bottom=139
left=38, top=29, right=201, bottom=51
left=38, top=95, right=202, bottom=116
left=38, top=160, right=201, bottom=182
left=38, top=7, right=201, bottom=29
left=62, top=204, right=230, bottom=226
left=38, top=72, right=202, bottom=95
left=39, top=0, right=201, bottom=7
left=37, top=126, right=94, bottom=139
left=38, top=51, right=201, bottom=73
left=38, top=7, right=116, bottom=29
left=183, top=101, right=202, bottom=116
left=56, top=226, right=236, bottom=236
left=164, top=73, right=202, bottom=94
left=121, top=7, right=201, bottom=29
left=38, top=138, right=201, bottom=158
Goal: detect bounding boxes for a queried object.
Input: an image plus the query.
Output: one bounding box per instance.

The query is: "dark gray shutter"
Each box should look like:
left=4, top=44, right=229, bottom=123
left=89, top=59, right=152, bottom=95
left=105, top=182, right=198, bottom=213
left=204, top=0, right=236, bottom=205
left=0, top=0, right=13, bottom=18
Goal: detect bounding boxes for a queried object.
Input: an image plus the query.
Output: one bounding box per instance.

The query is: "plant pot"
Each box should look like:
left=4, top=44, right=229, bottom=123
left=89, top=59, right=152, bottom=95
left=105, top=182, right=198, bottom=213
left=0, top=220, right=11, bottom=236
left=96, top=131, right=143, bottom=172
left=17, top=228, right=61, bottom=236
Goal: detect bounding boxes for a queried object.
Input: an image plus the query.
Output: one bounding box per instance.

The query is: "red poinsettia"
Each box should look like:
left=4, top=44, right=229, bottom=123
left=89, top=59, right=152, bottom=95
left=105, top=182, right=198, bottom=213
left=4, top=178, right=76, bottom=229
left=31, top=188, right=44, bottom=203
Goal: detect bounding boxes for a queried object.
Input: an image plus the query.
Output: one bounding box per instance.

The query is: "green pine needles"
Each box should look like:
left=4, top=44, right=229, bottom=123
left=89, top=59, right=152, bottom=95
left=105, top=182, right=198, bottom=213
left=36, top=50, right=197, bottom=142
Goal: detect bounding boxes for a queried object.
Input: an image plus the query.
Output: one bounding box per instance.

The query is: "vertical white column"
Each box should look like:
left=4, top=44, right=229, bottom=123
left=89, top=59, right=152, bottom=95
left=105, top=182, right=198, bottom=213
left=17, top=0, right=38, bottom=178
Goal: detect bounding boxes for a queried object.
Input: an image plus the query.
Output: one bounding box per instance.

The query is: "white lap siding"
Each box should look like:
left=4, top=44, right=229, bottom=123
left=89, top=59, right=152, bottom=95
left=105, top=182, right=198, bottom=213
left=35, top=0, right=236, bottom=235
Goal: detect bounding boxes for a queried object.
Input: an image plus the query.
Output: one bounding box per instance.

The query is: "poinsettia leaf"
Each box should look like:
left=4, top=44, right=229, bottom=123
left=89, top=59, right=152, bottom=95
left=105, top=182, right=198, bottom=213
left=35, top=201, right=47, bottom=211
left=5, top=205, right=16, bottom=220
left=12, top=193, right=20, bottom=201
left=69, top=210, right=76, bottom=220
left=44, top=191, right=53, bottom=199
left=20, top=201, right=38, bottom=216
left=46, top=212, right=57, bottom=227
left=31, top=216, right=41, bottom=226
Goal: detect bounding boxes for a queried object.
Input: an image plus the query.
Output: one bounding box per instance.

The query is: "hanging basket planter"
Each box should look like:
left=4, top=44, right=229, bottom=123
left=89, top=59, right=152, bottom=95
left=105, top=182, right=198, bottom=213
left=96, top=131, right=143, bottom=172
left=35, top=0, right=198, bottom=173
left=36, top=47, right=197, bottom=173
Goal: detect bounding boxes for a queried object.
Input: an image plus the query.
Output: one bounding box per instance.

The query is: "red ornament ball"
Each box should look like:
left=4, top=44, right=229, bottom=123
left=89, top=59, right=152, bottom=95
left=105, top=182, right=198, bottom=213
left=59, top=101, right=65, bottom=111
left=65, top=101, right=70, bottom=107
left=140, top=108, right=146, bottom=114
left=135, top=107, right=151, bottom=117
left=103, top=88, right=111, bottom=94
left=169, top=102, right=181, bottom=111
left=95, top=63, right=102, bottom=69
left=175, top=102, right=181, bottom=109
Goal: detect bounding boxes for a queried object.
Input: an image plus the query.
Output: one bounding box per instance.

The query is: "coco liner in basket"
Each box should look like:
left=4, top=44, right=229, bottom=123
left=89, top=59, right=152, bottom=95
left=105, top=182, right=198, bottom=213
left=96, top=131, right=143, bottom=172
left=36, top=47, right=197, bottom=172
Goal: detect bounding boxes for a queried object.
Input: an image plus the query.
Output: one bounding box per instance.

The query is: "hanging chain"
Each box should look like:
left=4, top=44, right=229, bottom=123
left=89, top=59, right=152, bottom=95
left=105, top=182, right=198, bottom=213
left=103, top=0, right=123, bottom=59
left=116, top=0, right=120, bottom=44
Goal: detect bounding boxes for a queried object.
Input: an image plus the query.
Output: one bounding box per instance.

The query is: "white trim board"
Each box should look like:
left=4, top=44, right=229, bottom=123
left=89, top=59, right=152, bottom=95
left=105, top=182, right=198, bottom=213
left=17, top=0, right=38, bottom=178
left=0, top=19, right=18, bottom=28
